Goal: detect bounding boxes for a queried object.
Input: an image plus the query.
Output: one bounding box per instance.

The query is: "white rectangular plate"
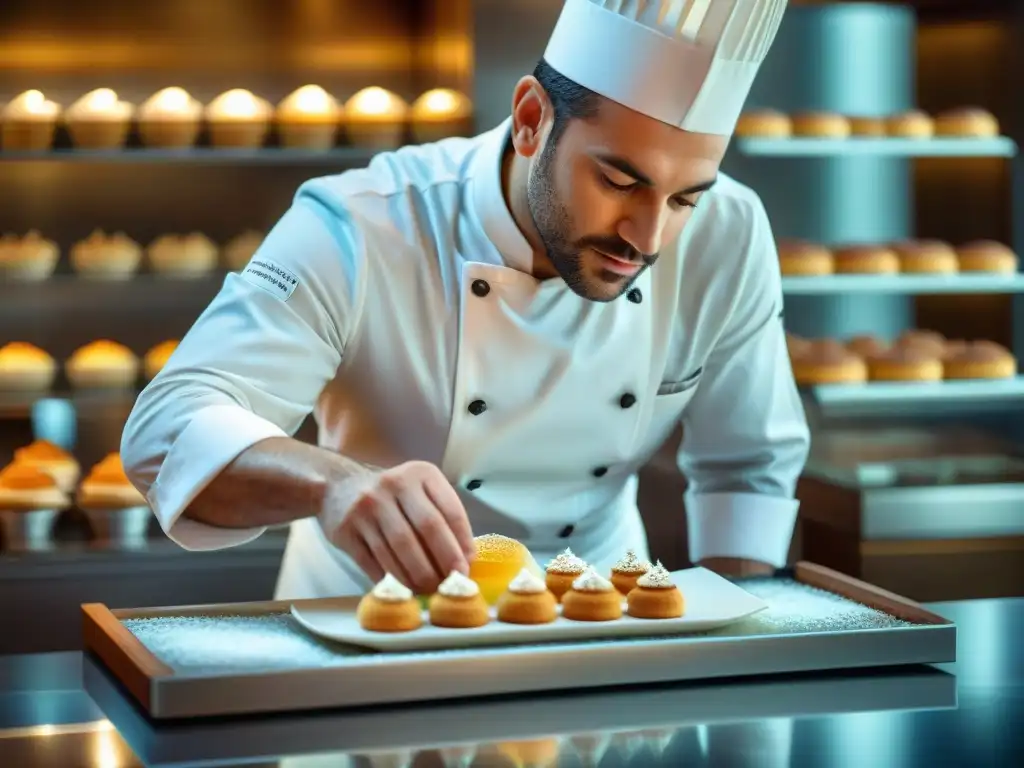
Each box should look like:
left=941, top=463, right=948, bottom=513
left=290, top=567, right=768, bottom=652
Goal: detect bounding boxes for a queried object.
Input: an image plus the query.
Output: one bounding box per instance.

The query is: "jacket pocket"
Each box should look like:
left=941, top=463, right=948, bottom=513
left=657, top=367, right=703, bottom=396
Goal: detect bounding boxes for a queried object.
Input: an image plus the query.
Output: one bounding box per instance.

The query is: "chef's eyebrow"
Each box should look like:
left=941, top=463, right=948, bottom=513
left=592, top=153, right=718, bottom=196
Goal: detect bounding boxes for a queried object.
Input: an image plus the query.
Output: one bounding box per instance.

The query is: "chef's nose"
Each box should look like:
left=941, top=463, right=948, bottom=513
left=619, top=201, right=667, bottom=258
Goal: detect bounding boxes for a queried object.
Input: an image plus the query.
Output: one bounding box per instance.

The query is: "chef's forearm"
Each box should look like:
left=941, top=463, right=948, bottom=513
left=183, top=437, right=364, bottom=529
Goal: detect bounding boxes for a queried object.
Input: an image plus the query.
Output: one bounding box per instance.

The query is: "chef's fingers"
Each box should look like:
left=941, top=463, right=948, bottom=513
left=422, top=470, right=475, bottom=561
left=336, top=526, right=384, bottom=584
left=399, top=485, right=468, bottom=578
left=356, top=517, right=414, bottom=590
left=376, top=497, right=443, bottom=594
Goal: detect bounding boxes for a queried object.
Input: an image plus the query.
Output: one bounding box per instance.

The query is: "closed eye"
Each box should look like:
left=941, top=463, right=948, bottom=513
left=601, top=174, right=635, bottom=192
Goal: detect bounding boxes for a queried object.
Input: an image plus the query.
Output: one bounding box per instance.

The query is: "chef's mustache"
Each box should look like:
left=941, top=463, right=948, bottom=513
left=578, top=236, right=658, bottom=266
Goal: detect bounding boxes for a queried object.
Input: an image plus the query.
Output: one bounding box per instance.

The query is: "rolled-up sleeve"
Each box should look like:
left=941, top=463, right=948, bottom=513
left=121, top=181, right=367, bottom=551
left=678, top=197, right=810, bottom=568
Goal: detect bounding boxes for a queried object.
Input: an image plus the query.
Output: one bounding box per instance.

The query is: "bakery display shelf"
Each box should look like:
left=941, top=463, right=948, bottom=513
left=84, top=652, right=955, bottom=768
left=0, top=389, right=138, bottom=419
left=782, top=273, right=1024, bottom=295
left=806, top=376, right=1024, bottom=420
left=0, top=147, right=380, bottom=166
left=736, top=137, right=1017, bottom=158
left=81, top=562, right=955, bottom=719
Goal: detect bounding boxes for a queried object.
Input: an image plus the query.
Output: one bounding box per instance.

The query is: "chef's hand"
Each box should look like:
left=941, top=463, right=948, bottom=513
left=318, top=460, right=475, bottom=594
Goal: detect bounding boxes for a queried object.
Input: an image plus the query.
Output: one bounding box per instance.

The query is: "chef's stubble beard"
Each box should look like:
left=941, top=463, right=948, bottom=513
left=527, top=138, right=643, bottom=303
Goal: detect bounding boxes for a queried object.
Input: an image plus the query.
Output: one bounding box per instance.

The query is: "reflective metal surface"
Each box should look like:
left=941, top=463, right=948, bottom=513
left=0, top=598, right=1020, bottom=767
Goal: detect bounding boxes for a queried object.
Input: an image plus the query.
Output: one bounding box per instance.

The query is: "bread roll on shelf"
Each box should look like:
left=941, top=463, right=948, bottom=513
left=934, top=108, right=999, bottom=138
left=791, top=111, right=850, bottom=139
left=735, top=109, right=792, bottom=138
left=777, top=239, right=833, bottom=276
left=832, top=245, right=899, bottom=275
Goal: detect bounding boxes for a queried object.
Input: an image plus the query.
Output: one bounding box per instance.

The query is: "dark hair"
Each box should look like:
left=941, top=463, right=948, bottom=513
left=532, top=59, right=602, bottom=143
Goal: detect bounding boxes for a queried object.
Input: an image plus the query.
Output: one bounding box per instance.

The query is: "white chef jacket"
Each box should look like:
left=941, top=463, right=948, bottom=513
left=120, top=119, right=809, bottom=600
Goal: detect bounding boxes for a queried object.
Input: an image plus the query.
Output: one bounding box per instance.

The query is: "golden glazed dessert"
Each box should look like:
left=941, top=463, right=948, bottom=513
left=562, top=567, right=623, bottom=622
left=469, top=533, right=539, bottom=605
left=138, top=87, right=203, bottom=148
left=222, top=230, right=264, bottom=271
left=70, top=230, right=143, bottom=280
left=205, top=89, right=272, bottom=148
left=496, top=567, right=558, bottom=625
left=0, top=462, right=69, bottom=512
left=410, top=88, right=473, bottom=144
left=846, top=335, right=888, bottom=359
left=147, top=232, right=219, bottom=277
left=76, top=452, right=147, bottom=509
left=848, top=116, right=886, bottom=137
left=276, top=85, right=341, bottom=150
left=13, top=440, right=80, bottom=492
left=955, top=241, right=1018, bottom=274
left=143, top=340, right=179, bottom=381
left=344, top=87, right=409, bottom=148
left=545, top=547, right=588, bottom=602
left=65, top=340, right=140, bottom=389
left=890, top=239, right=958, bottom=274
left=886, top=110, right=935, bottom=139
left=934, top=108, right=1000, bottom=138
left=791, top=340, right=868, bottom=385
left=791, top=112, right=851, bottom=139
left=0, top=342, right=58, bottom=391
left=1, top=89, right=61, bottom=150
left=609, top=549, right=650, bottom=595
left=357, top=573, right=423, bottom=633
left=735, top=109, right=792, bottom=138
left=626, top=561, right=684, bottom=619
left=867, top=346, right=944, bottom=382
left=833, top=244, right=899, bottom=275
left=64, top=88, right=134, bottom=149
left=942, top=342, right=1016, bottom=380
left=429, top=570, right=490, bottom=628
left=0, top=231, right=60, bottom=281
left=777, top=239, right=834, bottom=276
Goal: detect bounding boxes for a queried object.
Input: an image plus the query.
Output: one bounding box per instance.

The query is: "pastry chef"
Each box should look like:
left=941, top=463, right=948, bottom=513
left=121, top=0, right=809, bottom=599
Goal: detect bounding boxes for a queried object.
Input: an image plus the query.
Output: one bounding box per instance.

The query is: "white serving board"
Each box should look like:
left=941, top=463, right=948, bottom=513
left=290, top=567, right=768, bottom=652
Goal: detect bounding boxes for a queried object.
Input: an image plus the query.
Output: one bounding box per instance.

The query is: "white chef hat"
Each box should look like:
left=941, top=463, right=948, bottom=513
left=543, top=0, right=789, bottom=136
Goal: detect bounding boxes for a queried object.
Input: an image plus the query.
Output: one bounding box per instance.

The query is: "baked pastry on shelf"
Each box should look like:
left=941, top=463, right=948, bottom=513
left=13, top=440, right=80, bottom=492
left=777, top=239, right=833, bottom=276
left=833, top=244, right=899, bottom=275
left=890, top=239, right=958, bottom=274
left=344, top=87, right=409, bottom=148
left=895, top=329, right=947, bottom=358
left=790, top=111, right=850, bottom=139
left=357, top=573, right=423, bottom=633
left=496, top=567, right=558, bottom=625
left=410, top=88, right=473, bottom=144
left=0, top=461, right=69, bottom=512
left=65, top=340, right=140, bottom=389
left=885, top=110, right=934, bottom=139
left=0, top=230, right=60, bottom=281
left=222, top=230, right=264, bottom=271
left=846, top=335, right=888, bottom=359
left=544, top=547, right=588, bottom=602
left=867, top=346, right=944, bottom=382
left=786, top=333, right=813, bottom=361
left=76, top=452, right=147, bottom=509
left=429, top=570, right=490, bottom=628
left=942, top=342, right=1016, bottom=380
left=276, top=85, right=341, bottom=150
left=562, top=567, right=622, bottom=622
left=1, top=89, right=61, bottom=150
left=735, top=109, right=792, bottom=138
left=0, top=342, right=58, bottom=391
left=138, top=87, right=203, bottom=148
left=955, top=241, right=1018, bottom=274
left=791, top=340, right=868, bottom=385
left=143, top=340, right=179, bottom=381
left=934, top=107, right=999, bottom=138
left=626, top=561, right=684, bottom=619
left=70, top=230, right=143, bottom=280
left=848, top=116, right=886, bottom=137
left=205, top=89, right=272, bottom=148
left=147, top=232, right=219, bottom=277
left=64, top=88, right=135, bottom=149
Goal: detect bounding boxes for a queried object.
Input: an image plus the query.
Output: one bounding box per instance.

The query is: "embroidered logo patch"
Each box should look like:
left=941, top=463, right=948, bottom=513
left=241, top=259, right=299, bottom=300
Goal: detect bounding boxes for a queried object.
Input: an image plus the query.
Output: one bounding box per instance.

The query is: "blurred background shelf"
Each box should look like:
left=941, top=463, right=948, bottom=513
left=0, top=147, right=382, bottom=165
left=0, top=274, right=227, bottom=312
left=806, top=377, right=1024, bottom=420
left=782, top=274, right=1024, bottom=295
left=735, top=137, right=1017, bottom=158
left=0, top=390, right=139, bottom=420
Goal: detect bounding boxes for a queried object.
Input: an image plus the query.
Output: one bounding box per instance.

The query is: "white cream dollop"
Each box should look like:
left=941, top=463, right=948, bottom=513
left=371, top=573, right=413, bottom=602
left=546, top=547, right=587, bottom=574
left=206, top=89, right=271, bottom=120
left=572, top=566, right=614, bottom=593
left=139, top=87, right=202, bottom=119
left=66, top=88, right=134, bottom=120
left=507, top=567, right=546, bottom=594
left=438, top=570, right=480, bottom=598
left=612, top=549, right=650, bottom=574
left=2, top=89, right=61, bottom=119
left=279, top=85, right=338, bottom=115
left=636, top=561, right=674, bottom=589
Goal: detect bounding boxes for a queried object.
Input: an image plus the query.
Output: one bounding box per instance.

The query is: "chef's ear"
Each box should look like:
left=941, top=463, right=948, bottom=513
left=509, top=75, right=549, bottom=158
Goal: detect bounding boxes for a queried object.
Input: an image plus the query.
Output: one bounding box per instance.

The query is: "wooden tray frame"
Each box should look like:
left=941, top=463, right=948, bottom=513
left=81, top=561, right=955, bottom=719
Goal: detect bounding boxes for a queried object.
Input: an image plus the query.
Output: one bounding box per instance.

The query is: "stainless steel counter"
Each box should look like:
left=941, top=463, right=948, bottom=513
left=0, top=597, right=1020, bottom=767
